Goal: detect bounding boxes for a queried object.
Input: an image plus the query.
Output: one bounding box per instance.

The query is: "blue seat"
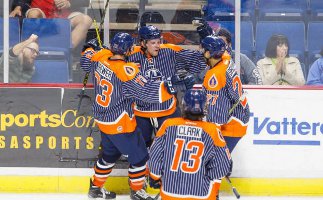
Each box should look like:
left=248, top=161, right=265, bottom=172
left=258, top=0, right=307, bottom=21
left=207, top=21, right=254, bottom=59
left=0, top=17, right=20, bottom=53
left=307, top=22, right=323, bottom=65
left=255, top=21, right=305, bottom=63
left=203, top=0, right=255, bottom=21
left=32, top=60, right=69, bottom=83
left=309, top=0, right=323, bottom=20
left=21, top=18, right=71, bottom=60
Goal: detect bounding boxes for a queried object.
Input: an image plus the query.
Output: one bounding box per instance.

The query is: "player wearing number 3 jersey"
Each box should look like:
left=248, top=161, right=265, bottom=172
left=81, top=32, right=174, bottom=200
left=148, top=89, right=231, bottom=200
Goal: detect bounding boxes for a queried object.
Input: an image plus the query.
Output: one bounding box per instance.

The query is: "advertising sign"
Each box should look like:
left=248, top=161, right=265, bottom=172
left=0, top=87, right=100, bottom=168
left=233, top=89, right=323, bottom=178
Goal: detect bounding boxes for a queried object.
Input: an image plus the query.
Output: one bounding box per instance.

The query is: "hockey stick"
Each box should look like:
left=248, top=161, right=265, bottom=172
left=225, top=176, right=240, bottom=199
left=153, top=192, right=160, bottom=200
left=77, top=0, right=109, bottom=112
left=228, top=92, right=247, bottom=115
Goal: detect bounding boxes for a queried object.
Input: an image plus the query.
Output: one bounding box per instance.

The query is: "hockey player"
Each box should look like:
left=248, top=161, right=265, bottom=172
left=127, top=25, right=207, bottom=147
left=148, top=89, right=232, bottom=200
left=200, top=35, right=250, bottom=199
left=80, top=32, right=177, bottom=200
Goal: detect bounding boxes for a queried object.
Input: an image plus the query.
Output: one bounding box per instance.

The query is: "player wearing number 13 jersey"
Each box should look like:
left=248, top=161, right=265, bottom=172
left=148, top=89, right=231, bottom=200
left=81, top=32, right=174, bottom=200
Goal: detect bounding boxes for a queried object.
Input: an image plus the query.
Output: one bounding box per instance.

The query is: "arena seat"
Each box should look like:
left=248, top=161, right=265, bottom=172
left=309, top=0, right=323, bottom=20
left=307, top=21, right=323, bottom=65
left=203, top=0, right=255, bottom=21
left=258, top=0, right=307, bottom=21
left=32, top=60, right=69, bottom=83
left=207, top=20, right=254, bottom=59
left=21, top=18, right=71, bottom=60
left=0, top=17, right=20, bottom=53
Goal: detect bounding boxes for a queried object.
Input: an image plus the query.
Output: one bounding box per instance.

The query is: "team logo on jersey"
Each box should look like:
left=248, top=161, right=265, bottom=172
left=124, top=65, right=136, bottom=76
left=117, top=126, right=123, bottom=132
left=208, top=75, right=218, bottom=88
left=217, top=128, right=225, bottom=143
left=145, top=69, right=163, bottom=81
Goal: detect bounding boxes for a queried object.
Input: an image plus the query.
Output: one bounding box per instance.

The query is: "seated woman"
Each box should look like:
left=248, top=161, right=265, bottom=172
left=257, top=34, right=305, bottom=85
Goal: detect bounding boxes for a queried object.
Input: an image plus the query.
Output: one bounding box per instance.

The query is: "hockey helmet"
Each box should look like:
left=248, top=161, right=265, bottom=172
left=138, top=25, right=161, bottom=41
left=110, top=32, right=134, bottom=55
left=183, top=89, right=207, bottom=115
left=201, top=35, right=226, bottom=59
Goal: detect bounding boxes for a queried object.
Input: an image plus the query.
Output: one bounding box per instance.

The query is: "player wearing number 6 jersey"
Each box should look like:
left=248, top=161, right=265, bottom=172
left=81, top=32, right=174, bottom=200
left=200, top=35, right=250, bottom=199
left=148, top=89, right=232, bottom=200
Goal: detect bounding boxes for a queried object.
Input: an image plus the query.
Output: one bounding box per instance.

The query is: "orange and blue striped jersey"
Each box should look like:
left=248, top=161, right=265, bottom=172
left=80, top=48, right=172, bottom=134
left=203, top=53, right=250, bottom=128
left=148, top=118, right=231, bottom=199
left=127, top=44, right=207, bottom=117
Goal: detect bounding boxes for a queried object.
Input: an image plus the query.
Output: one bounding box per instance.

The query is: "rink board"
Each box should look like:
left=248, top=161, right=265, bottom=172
left=0, top=85, right=323, bottom=195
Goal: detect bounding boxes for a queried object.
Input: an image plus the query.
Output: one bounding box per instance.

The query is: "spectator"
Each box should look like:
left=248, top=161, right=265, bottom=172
left=256, top=34, right=305, bottom=85
left=0, top=34, right=39, bottom=83
left=306, top=47, right=323, bottom=85
left=216, top=27, right=262, bottom=85
left=10, top=0, right=92, bottom=49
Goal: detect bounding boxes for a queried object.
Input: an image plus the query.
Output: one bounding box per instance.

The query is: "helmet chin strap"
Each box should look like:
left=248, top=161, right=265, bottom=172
left=209, top=57, right=222, bottom=69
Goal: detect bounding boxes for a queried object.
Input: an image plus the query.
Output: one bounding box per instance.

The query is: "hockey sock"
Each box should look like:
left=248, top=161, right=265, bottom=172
left=128, top=164, right=147, bottom=191
left=92, top=158, right=115, bottom=187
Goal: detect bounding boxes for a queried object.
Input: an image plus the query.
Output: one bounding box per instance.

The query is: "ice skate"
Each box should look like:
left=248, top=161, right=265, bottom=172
left=88, top=179, right=116, bottom=200
left=130, top=189, right=154, bottom=200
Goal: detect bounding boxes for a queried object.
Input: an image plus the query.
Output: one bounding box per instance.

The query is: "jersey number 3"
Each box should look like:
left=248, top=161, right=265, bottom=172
left=171, top=138, right=204, bottom=174
left=95, top=72, right=113, bottom=107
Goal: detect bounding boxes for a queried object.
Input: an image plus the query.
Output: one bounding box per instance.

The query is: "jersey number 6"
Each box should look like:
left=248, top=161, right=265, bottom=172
left=171, top=138, right=204, bottom=174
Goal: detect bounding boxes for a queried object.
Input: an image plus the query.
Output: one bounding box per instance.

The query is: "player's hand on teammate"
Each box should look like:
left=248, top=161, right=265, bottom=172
left=149, top=176, right=161, bottom=189
left=164, top=78, right=177, bottom=95
left=183, top=74, right=196, bottom=90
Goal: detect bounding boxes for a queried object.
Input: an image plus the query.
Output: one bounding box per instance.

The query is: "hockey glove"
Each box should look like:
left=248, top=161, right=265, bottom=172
left=226, top=160, right=233, bottom=177
left=164, top=78, right=177, bottom=95
left=197, top=22, right=214, bottom=41
left=82, top=38, right=106, bottom=52
left=183, top=74, right=196, bottom=90
left=149, top=176, right=161, bottom=189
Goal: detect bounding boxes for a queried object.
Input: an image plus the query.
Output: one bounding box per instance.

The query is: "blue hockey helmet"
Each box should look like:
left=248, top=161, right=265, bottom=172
left=138, top=25, right=161, bottom=41
left=183, top=89, right=207, bottom=115
left=201, top=35, right=226, bottom=59
left=110, top=32, right=134, bottom=55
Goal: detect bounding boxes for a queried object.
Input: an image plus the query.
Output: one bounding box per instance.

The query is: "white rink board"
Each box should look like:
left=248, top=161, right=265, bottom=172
left=233, top=88, right=323, bottom=178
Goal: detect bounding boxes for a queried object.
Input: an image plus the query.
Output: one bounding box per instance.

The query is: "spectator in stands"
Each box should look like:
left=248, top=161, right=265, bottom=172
left=216, top=27, right=262, bottom=85
left=0, top=34, right=39, bottom=83
left=256, top=34, right=305, bottom=85
left=10, top=0, right=92, bottom=50
left=306, top=47, right=323, bottom=85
